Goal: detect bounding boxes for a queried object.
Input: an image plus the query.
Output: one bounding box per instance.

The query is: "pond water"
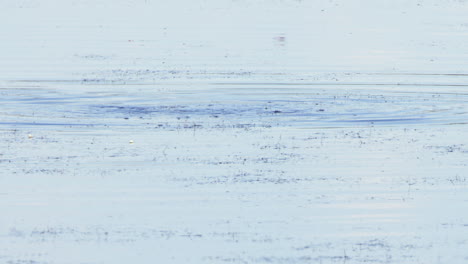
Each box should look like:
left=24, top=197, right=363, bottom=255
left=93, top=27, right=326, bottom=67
left=1, top=1, right=468, bottom=263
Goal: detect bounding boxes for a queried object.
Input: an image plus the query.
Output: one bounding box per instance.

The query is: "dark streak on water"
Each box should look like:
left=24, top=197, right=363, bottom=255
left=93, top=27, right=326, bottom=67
left=1, top=79, right=467, bottom=129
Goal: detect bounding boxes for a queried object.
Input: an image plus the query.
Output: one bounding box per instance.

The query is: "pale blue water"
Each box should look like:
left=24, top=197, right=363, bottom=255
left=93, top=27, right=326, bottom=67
left=1, top=1, right=468, bottom=264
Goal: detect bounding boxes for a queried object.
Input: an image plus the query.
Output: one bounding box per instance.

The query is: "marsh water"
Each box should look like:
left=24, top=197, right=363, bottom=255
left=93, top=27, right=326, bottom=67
left=1, top=1, right=468, bottom=263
